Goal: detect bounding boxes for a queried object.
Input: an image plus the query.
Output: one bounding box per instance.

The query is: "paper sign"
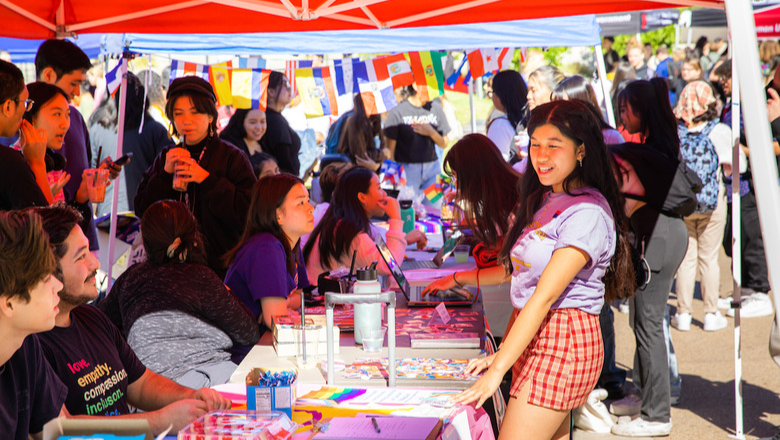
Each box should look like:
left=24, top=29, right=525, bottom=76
left=435, top=302, right=451, bottom=325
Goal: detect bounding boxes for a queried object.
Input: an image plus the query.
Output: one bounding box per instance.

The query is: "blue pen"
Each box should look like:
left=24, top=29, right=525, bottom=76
left=371, top=417, right=381, bottom=433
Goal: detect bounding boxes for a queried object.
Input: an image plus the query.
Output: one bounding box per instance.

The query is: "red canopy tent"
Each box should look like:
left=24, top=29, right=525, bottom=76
left=1, top=0, right=724, bottom=39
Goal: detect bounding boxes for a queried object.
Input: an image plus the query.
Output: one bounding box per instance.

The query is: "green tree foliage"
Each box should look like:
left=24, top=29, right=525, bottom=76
left=611, top=25, right=677, bottom=56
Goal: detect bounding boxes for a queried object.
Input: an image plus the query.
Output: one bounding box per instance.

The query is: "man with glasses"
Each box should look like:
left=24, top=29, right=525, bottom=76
left=0, top=59, right=49, bottom=210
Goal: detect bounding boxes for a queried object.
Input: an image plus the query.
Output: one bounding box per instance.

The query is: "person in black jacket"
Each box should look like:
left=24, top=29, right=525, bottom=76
left=134, top=76, right=256, bottom=279
left=610, top=79, right=688, bottom=438
left=261, top=72, right=301, bottom=176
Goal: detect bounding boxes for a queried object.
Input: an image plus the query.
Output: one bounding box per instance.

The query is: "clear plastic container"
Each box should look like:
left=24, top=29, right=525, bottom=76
left=177, top=410, right=299, bottom=440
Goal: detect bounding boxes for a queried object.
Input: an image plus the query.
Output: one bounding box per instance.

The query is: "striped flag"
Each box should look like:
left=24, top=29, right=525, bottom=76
left=231, top=68, right=271, bottom=110
left=285, top=59, right=313, bottom=98
left=384, top=53, right=414, bottom=89
left=333, top=57, right=360, bottom=96
left=407, top=51, right=446, bottom=102
left=169, top=59, right=210, bottom=83
left=380, top=160, right=406, bottom=187
left=238, top=57, right=266, bottom=69
left=295, top=67, right=338, bottom=117
left=467, top=48, right=514, bottom=78
left=209, top=64, right=232, bottom=106
left=355, top=58, right=397, bottom=115
left=105, top=63, right=122, bottom=96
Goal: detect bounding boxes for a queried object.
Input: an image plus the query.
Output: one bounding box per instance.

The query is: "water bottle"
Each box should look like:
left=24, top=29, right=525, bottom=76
left=352, top=263, right=382, bottom=344
left=399, top=200, right=415, bottom=233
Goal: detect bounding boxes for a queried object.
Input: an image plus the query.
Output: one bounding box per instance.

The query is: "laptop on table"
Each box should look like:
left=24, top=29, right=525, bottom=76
left=374, top=234, right=478, bottom=307
left=401, top=229, right=463, bottom=270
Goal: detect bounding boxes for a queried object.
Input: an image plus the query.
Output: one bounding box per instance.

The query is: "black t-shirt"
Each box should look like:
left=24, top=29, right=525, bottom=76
left=0, top=335, right=67, bottom=440
left=261, top=109, right=301, bottom=176
left=38, top=305, right=147, bottom=417
left=384, top=99, right=450, bottom=164
left=604, top=49, right=620, bottom=71
left=0, top=146, right=48, bottom=211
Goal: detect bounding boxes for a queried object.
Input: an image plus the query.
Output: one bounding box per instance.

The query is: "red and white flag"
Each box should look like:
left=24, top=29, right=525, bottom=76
left=169, top=59, right=210, bottom=83
left=383, top=53, right=414, bottom=90
left=467, top=48, right=514, bottom=78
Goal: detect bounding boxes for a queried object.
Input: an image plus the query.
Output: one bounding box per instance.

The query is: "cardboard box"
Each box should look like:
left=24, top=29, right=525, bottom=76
left=246, top=368, right=296, bottom=417
left=43, top=417, right=153, bottom=440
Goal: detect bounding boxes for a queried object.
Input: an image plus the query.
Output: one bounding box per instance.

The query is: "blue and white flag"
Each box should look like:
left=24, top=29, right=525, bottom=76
left=105, top=63, right=122, bottom=95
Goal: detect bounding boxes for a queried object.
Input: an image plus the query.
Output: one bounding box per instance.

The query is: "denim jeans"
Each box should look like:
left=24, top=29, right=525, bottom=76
left=400, top=160, right=442, bottom=208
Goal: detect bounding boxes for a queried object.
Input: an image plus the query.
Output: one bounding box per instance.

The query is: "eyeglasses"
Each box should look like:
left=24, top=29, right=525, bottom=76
left=13, top=99, right=34, bottom=112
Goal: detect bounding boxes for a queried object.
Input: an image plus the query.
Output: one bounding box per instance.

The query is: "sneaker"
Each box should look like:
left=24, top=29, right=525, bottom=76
left=671, top=312, right=691, bottom=331
left=611, top=417, right=673, bottom=437
left=609, top=394, right=642, bottom=416
left=703, top=311, right=728, bottom=331
left=718, top=296, right=733, bottom=310
left=726, top=293, right=774, bottom=318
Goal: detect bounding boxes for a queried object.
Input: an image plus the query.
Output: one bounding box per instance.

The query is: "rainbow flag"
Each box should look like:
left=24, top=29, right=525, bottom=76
left=295, top=66, right=338, bottom=117
left=407, top=51, right=446, bottom=102
left=424, top=181, right=444, bottom=204
left=231, top=68, right=270, bottom=110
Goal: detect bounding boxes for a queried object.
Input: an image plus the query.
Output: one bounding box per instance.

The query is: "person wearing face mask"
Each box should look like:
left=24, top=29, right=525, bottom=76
left=261, top=72, right=301, bottom=176
left=303, top=167, right=407, bottom=284
left=134, top=76, right=256, bottom=279
left=220, top=108, right=268, bottom=170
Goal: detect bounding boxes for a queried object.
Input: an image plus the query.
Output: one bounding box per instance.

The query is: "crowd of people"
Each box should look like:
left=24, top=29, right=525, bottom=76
left=0, top=34, right=778, bottom=440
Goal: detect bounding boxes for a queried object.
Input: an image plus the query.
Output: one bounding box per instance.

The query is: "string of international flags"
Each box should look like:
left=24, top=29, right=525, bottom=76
left=105, top=49, right=518, bottom=118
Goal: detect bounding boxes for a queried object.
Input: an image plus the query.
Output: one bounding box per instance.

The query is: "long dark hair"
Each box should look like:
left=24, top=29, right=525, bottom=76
left=498, top=100, right=634, bottom=302
left=618, top=78, right=680, bottom=158
left=303, top=167, right=373, bottom=269
left=338, top=94, right=385, bottom=162
left=141, top=200, right=207, bottom=266
left=443, top=134, right=520, bottom=248
left=220, top=108, right=252, bottom=142
left=491, top=70, right=528, bottom=129
left=551, top=75, right=611, bottom=130
left=224, top=174, right=304, bottom=274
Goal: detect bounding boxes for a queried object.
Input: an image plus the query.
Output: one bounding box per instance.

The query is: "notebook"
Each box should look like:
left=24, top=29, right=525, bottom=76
left=375, top=234, right=478, bottom=307
left=313, top=416, right=442, bottom=440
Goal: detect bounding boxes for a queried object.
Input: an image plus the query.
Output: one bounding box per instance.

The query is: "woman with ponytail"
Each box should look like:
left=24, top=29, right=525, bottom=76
left=426, top=100, right=633, bottom=439
left=608, top=78, right=689, bottom=437
left=99, top=200, right=259, bottom=388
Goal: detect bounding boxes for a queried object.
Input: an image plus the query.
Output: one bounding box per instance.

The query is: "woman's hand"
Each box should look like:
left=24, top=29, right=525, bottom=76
left=421, top=273, right=459, bottom=297
left=405, top=229, right=428, bottom=249
left=175, top=157, right=210, bottom=184
left=464, top=353, right=496, bottom=376
left=19, top=120, right=47, bottom=164
left=411, top=122, right=437, bottom=138
left=378, top=196, right=401, bottom=220
left=451, top=366, right=504, bottom=409
left=49, top=172, right=71, bottom=198
left=164, top=147, right=190, bottom=174
left=355, top=153, right=381, bottom=172
left=286, top=289, right=302, bottom=311
left=100, top=157, right=123, bottom=180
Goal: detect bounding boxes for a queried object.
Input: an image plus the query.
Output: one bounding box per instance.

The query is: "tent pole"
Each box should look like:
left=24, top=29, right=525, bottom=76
left=725, top=1, right=780, bottom=437
left=729, top=38, right=745, bottom=440
left=594, top=44, right=616, bottom=127
left=469, top=77, right=476, bottom=134
left=106, top=53, right=129, bottom=291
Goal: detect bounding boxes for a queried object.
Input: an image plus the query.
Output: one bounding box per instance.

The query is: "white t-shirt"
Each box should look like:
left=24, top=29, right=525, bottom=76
left=486, top=117, right=515, bottom=161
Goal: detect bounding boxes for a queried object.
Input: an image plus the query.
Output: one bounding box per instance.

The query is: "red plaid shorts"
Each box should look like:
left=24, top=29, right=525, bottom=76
left=509, top=308, right=603, bottom=410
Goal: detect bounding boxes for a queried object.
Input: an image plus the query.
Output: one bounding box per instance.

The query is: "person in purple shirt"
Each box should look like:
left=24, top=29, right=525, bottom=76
left=224, top=174, right=314, bottom=361
left=425, top=100, right=633, bottom=439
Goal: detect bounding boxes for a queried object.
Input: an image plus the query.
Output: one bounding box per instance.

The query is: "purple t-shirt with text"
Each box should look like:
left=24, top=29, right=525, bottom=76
left=509, top=187, right=615, bottom=315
